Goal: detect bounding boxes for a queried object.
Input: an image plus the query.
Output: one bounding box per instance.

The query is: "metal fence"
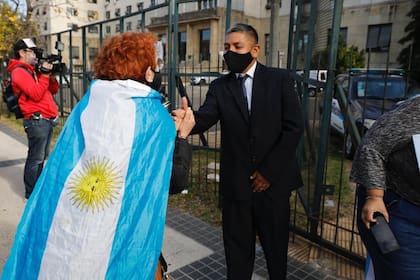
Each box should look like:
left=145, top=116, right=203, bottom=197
left=3, top=0, right=417, bottom=269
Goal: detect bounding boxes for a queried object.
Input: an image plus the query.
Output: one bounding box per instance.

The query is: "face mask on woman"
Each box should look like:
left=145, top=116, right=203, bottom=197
left=147, top=70, right=162, bottom=92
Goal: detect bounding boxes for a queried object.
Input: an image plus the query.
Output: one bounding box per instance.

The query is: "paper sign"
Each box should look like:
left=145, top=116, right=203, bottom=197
left=413, top=134, right=420, bottom=171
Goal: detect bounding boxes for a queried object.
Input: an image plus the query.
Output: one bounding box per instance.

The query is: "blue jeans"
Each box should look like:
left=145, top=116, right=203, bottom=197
left=23, top=118, right=54, bottom=198
left=357, top=185, right=420, bottom=280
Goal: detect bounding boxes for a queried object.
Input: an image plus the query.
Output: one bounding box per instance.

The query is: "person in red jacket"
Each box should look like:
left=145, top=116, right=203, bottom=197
left=7, top=38, right=59, bottom=199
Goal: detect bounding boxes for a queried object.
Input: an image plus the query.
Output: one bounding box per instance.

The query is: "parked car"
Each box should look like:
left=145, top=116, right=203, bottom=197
left=190, top=72, right=218, bottom=85
left=296, top=69, right=327, bottom=97
left=190, top=71, right=229, bottom=85
left=330, top=68, right=408, bottom=158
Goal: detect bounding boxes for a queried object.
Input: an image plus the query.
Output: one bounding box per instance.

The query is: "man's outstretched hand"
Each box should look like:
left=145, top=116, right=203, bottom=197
left=172, top=97, right=195, bottom=138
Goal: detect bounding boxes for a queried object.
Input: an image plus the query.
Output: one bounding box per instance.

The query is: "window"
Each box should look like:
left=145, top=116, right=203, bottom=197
left=116, top=24, right=120, bottom=32
left=106, top=11, right=110, bottom=19
left=115, top=8, right=120, bottom=17
left=71, top=46, right=80, bottom=59
left=43, top=22, right=48, bottom=31
left=137, top=2, right=144, bottom=10
left=178, top=31, right=187, bottom=61
left=126, top=22, right=132, bottom=31
left=35, top=9, right=39, bottom=16
left=89, top=47, right=99, bottom=59
left=88, top=10, right=98, bottom=21
left=88, top=26, right=99, bottom=33
left=87, top=0, right=97, bottom=3
left=264, top=33, right=270, bottom=57
left=151, top=0, right=156, bottom=6
left=327, top=27, right=348, bottom=46
left=198, top=0, right=215, bottom=9
left=136, top=19, right=143, bottom=29
left=366, top=24, right=392, bottom=52
left=106, top=26, right=111, bottom=34
left=126, top=5, right=132, bottom=15
left=297, top=31, right=308, bottom=53
left=42, top=7, right=47, bottom=15
left=66, top=7, right=78, bottom=16
left=199, top=29, right=210, bottom=61
left=158, top=33, right=167, bottom=59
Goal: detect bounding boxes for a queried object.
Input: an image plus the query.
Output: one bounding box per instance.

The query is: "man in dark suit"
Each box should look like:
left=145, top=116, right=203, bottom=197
left=173, top=23, right=303, bottom=279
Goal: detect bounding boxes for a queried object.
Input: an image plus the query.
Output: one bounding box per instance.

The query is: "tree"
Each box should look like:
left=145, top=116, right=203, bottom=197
left=312, top=35, right=365, bottom=74
left=397, top=2, right=420, bottom=86
left=0, top=0, right=38, bottom=69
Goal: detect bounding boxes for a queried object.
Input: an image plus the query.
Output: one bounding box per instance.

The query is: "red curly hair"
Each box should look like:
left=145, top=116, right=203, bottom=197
left=94, top=32, right=157, bottom=82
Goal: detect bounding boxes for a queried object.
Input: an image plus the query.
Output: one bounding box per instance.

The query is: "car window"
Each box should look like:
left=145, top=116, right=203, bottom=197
left=353, top=77, right=406, bottom=99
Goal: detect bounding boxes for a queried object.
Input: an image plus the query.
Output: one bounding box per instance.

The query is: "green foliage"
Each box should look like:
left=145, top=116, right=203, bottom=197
left=312, top=35, right=365, bottom=74
left=0, top=0, right=38, bottom=59
left=397, top=2, right=420, bottom=86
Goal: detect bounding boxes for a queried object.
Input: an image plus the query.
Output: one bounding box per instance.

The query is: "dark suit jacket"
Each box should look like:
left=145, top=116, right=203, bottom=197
left=192, top=63, right=303, bottom=201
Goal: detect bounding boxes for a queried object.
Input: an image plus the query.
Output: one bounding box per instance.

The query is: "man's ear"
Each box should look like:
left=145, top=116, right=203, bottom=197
left=251, top=44, right=260, bottom=59
left=18, top=49, right=26, bottom=58
left=145, top=66, right=154, bottom=83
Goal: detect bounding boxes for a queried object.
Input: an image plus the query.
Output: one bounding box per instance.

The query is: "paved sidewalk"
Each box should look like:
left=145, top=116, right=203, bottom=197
left=0, top=123, right=351, bottom=279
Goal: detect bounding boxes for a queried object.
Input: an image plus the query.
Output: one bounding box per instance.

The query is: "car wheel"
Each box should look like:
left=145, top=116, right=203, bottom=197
left=199, top=79, right=206, bottom=85
left=344, top=133, right=355, bottom=159
left=308, top=88, right=316, bottom=97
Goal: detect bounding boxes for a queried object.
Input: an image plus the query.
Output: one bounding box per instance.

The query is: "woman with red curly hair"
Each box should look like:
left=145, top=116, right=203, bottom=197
left=2, top=32, right=195, bottom=280
left=94, top=32, right=160, bottom=86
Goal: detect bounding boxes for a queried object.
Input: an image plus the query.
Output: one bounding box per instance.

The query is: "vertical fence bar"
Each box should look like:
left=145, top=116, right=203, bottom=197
left=225, top=0, right=232, bottom=30
left=311, top=0, right=343, bottom=236
left=287, top=0, right=296, bottom=69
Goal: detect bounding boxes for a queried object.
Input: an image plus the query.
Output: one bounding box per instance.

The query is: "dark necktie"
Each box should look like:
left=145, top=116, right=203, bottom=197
left=238, top=75, right=250, bottom=112
left=238, top=75, right=248, bottom=100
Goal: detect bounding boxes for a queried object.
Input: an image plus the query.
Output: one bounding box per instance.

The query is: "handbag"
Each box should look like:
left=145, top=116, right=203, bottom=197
left=154, top=253, right=170, bottom=280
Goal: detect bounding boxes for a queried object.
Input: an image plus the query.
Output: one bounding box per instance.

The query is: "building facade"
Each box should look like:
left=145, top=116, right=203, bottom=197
left=30, top=0, right=414, bottom=71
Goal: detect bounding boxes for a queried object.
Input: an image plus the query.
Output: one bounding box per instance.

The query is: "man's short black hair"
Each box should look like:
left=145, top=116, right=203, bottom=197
left=226, top=23, right=259, bottom=43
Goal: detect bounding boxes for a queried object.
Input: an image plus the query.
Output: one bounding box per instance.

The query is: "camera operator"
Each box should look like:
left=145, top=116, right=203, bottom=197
left=6, top=38, right=59, bottom=199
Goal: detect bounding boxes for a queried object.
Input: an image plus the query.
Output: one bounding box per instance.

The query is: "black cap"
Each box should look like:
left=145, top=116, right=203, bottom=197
left=13, top=38, right=37, bottom=51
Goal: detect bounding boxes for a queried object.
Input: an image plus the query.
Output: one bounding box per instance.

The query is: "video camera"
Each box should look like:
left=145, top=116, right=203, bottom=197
left=34, top=41, right=66, bottom=75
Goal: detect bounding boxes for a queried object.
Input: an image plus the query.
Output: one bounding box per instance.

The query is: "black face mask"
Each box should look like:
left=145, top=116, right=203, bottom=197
left=223, top=50, right=254, bottom=73
left=147, top=70, right=162, bottom=92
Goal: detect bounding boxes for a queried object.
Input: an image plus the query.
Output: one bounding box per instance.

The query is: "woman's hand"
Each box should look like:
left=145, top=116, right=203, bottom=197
left=361, top=189, right=389, bottom=229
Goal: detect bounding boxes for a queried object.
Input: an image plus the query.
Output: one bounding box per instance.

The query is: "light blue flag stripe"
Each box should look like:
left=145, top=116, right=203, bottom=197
left=106, top=87, right=176, bottom=279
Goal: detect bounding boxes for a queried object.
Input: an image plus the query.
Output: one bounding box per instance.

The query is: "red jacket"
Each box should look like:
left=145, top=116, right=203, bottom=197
left=6, top=59, right=59, bottom=119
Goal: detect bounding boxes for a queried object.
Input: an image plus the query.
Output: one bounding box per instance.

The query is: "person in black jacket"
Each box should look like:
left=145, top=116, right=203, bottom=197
left=172, top=23, right=303, bottom=280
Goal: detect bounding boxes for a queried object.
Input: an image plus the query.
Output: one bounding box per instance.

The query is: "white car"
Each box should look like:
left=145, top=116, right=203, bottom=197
left=190, top=71, right=229, bottom=86
left=296, top=69, right=327, bottom=97
left=190, top=73, right=218, bottom=85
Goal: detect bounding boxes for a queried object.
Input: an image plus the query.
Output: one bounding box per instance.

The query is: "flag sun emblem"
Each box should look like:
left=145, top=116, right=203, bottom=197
left=67, top=157, right=123, bottom=212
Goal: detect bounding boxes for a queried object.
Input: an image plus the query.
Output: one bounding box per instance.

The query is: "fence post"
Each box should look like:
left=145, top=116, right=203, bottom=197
left=311, top=0, right=344, bottom=237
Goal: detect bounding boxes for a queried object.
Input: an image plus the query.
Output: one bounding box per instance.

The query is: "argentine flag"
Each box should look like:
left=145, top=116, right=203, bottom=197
left=2, top=79, right=176, bottom=279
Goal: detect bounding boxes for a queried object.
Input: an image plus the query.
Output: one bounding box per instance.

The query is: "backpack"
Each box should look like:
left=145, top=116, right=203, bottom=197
left=2, top=65, right=32, bottom=119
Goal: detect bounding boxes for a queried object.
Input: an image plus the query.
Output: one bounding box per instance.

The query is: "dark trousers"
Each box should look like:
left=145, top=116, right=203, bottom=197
left=357, top=186, right=420, bottom=280
left=23, top=118, right=54, bottom=198
left=222, top=192, right=290, bottom=280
